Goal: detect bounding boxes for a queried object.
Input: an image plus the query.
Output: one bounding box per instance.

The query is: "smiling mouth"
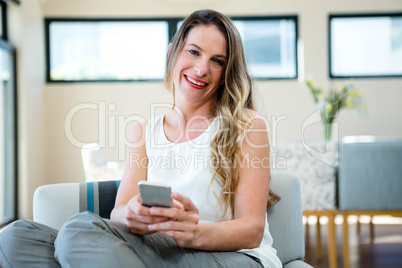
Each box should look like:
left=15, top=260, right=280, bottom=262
left=185, top=75, right=208, bottom=87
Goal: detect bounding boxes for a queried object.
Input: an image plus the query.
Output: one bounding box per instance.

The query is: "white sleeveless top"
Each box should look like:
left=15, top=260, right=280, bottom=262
left=145, top=114, right=281, bottom=268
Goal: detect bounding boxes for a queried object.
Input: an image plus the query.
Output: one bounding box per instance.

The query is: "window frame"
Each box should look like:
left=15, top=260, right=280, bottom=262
left=45, top=15, right=299, bottom=83
left=328, top=12, right=402, bottom=79
left=5, top=0, right=20, bottom=4
left=230, top=15, right=299, bottom=80
left=44, top=17, right=182, bottom=83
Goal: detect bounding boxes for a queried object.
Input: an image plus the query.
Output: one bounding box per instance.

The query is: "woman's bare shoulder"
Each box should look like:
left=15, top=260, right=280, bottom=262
left=243, top=109, right=268, bottom=128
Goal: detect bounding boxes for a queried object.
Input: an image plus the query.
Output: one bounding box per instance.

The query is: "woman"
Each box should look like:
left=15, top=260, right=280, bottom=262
left=0, top=9, right=281, bottom=268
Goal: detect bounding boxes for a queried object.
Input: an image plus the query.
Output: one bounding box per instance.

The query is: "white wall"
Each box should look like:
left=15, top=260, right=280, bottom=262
left=9, top=0, right=402, bottom=219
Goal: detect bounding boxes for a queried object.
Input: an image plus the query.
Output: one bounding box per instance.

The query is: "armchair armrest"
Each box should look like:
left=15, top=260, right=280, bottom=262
left=33, top=183, right=80, bottom=230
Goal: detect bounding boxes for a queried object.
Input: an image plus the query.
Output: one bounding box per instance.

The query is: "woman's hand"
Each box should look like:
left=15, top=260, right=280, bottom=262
left=147, top=192, right=200, bottom=248
left=123, top=194, right=172, bottom=235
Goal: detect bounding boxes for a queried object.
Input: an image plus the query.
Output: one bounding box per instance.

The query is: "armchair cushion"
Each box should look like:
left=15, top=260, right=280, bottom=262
left=268, top=171, right=306, bottom=266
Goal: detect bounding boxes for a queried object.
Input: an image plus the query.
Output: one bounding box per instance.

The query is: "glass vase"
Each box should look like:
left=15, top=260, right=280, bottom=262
left=323, top=121, right=333, bottom=141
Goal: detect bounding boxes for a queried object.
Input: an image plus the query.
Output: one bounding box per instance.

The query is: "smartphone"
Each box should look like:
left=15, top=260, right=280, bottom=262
left=138, top=181, right=172, bottom=208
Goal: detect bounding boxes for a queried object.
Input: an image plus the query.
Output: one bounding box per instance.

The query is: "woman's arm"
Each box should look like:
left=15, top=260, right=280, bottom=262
left=148, top=112, right=271, bottom=250
left=110, top=121, right=170, bottom=235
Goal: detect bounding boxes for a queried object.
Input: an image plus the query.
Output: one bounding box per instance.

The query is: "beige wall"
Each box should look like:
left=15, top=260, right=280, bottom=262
left=8, top=0, right=46, bottom=220
left=8, top=0, right=402, bottom=219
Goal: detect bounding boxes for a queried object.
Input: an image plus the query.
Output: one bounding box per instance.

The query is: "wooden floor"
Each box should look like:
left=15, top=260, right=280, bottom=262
left=303, top=216, right=402, bottom=268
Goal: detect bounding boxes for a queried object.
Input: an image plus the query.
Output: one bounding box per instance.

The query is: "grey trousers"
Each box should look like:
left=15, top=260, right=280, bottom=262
left=0, top=212, right=263, bottom=268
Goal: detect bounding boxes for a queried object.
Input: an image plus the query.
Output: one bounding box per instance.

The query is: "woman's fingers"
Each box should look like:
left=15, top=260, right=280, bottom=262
left=148, top=219, right=197, bottom=232
left=148, top=213, right=200, bottom=248
left=127, top=221, right=157, bottom=236
left=125, top=192, right=200, bottom=247
left=125, top=203, right=169, bottom=223
left=147, top=192, right=199, bottom=222
left=124, top=194, right=170, bottom=235
left=147, top=192, right=200, bottom=247
left=171, top=192, right=199, bottom=213
left=148, top=206, right=199, bottom=223
left=172, top=199, right=184, bottom=210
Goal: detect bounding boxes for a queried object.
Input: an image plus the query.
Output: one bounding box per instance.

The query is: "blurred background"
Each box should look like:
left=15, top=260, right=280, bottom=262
left=1, top=0, right=402, bottom=267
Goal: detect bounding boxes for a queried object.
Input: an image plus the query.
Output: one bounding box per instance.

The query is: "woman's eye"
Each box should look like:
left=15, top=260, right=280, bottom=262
left=189, top=50, right=198, bottom=56
left=213, top=59, right=225, bottom=67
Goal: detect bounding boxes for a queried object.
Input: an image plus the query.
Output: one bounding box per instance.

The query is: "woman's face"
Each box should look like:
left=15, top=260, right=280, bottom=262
left=172, top=25, right=227, bottom=108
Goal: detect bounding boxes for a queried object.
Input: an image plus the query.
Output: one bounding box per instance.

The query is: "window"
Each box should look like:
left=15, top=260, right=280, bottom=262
left=0, top=1, right=7, bottom=40
left=0, top=1, right=17, bottom=228
left=232, top=16, right=298, bottom=79
left=329, top=13, right=402, bottom=78
left=45, top=18, right=180, bottom=82
left=46, top=16, right=298, bottom=82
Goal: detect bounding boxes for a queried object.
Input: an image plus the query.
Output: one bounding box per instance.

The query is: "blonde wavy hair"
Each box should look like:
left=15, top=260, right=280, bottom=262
left=165, top=10, right=280, bottom=217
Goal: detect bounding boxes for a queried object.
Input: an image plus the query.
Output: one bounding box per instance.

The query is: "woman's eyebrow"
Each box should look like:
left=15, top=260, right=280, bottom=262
left=187, top=43, right=227, bottom=59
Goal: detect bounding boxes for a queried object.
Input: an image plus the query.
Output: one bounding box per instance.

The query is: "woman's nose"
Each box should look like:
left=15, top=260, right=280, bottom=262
left=194, top=59, right=209, bottom=76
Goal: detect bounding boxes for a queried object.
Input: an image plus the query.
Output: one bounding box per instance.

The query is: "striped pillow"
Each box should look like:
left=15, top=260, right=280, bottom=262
left=79, top=180, right=121, bottom=219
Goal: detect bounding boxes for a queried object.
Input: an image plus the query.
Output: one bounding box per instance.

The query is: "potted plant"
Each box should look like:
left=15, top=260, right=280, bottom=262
left=304, top=79, right=366, bottom=141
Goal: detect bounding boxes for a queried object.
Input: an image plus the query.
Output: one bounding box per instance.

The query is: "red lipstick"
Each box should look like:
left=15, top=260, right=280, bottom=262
left=184, top=75, right=208, bottom=89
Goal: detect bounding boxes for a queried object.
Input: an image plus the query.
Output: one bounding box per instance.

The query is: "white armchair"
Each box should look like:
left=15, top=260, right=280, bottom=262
left=33, top=171, right=312, bottom=268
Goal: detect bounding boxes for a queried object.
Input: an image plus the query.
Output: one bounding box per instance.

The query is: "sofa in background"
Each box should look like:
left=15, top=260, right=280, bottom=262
left=338, top=136, right=402, bottom=268
left=33, top=171, right=312, bottom=268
